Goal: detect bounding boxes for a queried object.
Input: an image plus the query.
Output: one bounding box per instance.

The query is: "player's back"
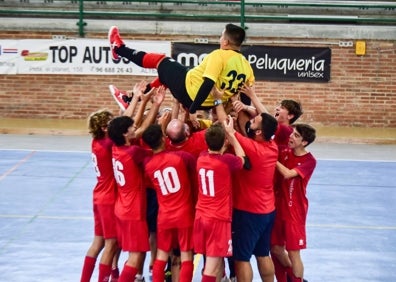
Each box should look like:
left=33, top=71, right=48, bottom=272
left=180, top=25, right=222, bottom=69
left=196, top=151, right=242, bottom=222
left=91, top=137, right=117, bottom=205
left=144, top=150, right=196, bottom=229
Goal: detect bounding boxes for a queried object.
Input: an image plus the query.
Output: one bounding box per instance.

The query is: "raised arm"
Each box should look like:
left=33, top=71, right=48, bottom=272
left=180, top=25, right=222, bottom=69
left=123, top=80, right=146, bottom=118
left=223, top=116, right=251, bottom=169
left=239, top=84, right=269, bottom=114
left=135, top=86, right=166, bottom=138
left=133, top=85, right=156, bottom=129
left=276, top=161, right=299, bottom=179
left=211, top=86, right=228, bottom=124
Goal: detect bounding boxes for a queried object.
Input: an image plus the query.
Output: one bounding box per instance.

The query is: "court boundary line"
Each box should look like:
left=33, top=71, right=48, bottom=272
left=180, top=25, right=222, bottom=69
left=0, top=151, right=36, bottom=181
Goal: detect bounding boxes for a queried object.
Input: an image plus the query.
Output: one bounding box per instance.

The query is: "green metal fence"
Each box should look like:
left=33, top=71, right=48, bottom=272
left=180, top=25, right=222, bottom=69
left=1, top=0, right=395, bottom=37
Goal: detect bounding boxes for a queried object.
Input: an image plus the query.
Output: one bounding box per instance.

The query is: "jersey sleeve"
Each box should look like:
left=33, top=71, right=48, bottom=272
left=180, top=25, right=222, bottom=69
left=294, top=154, right=317, bottom=179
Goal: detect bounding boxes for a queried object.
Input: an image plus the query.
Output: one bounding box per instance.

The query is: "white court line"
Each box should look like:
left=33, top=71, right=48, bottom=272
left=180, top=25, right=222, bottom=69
left=0, top=214, right=92, bottom=220
left=0, top=151, right=36, bottom=181
left=316, top=158, right=396, bottom=163
left=308, top=223, right=396, bottom=230
left=0, top=148, right=89, bottom=154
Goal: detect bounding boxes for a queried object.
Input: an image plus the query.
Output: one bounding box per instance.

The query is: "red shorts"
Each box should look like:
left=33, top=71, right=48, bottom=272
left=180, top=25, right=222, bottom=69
left=116, top=217, right=150, bottom=252
left=271, top=218, right=306, bottom=250
left=93, top=204, right=117, bottom=239
left=193, top=217, right=232, bottom=257
left=157, top=226, right=193, bottom=252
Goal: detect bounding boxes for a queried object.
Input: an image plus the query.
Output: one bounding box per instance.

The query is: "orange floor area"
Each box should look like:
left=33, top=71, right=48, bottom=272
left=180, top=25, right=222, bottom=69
left=1, top=118, right=396, bottom=144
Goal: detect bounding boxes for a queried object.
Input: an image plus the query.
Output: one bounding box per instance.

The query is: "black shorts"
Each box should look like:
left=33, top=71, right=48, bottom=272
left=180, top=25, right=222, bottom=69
left=157, top=58, right=193, bottom=109
left=232, top=209, right=276, bottom=261
left=146, top=188, right=158, bottom=233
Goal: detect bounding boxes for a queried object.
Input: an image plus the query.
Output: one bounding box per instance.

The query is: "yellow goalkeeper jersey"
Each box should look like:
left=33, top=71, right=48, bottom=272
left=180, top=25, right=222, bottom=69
left=185, top=49, right=255, bottom=107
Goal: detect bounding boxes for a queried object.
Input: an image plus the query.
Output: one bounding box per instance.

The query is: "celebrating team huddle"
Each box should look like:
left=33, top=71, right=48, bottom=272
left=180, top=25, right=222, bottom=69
left=80, top=24, right=317, bottom=282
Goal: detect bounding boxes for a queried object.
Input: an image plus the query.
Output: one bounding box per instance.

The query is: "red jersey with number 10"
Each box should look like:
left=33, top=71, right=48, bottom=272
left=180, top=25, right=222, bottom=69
left=144, top=150, right=196, bottom=229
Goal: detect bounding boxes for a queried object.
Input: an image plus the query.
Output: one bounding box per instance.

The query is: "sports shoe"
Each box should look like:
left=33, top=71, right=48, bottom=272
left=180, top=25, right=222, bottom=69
left=164, top=270, right=172, bottom=282
left=109, top=84, right=129, bottom=111
left=108, top=26, right=124, bottom=60
left=134, top=274, right=145, bottom=282
left=148, top=265, right=153, bottom=281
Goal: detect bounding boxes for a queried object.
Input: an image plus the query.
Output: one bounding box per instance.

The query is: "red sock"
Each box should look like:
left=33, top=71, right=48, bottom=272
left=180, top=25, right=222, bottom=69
left=98, top=263, right=112, bottom=282
left=149, top=77, right=163, bottom=89
left=202, top=274, right=216, bottom=282
left=80, top=256, right=96, bottom=282
left=179, top=261, right=193, bottom=282
left=118, top=264, right=138, bottom=282
left=152, top=259, right=167, bottom=282
left=272, top=254, right=287, bottom=282
left=110, top=267, right=119, bottom=282
left=142, top=53, right=166, bottom=69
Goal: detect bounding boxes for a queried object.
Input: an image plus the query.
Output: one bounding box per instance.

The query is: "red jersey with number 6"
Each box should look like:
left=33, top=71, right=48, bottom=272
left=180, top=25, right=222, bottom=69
left=112, top=144, right=150, bottom=221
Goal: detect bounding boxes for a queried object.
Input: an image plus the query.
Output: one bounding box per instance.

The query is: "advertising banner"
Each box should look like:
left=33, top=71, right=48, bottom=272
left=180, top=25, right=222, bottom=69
left=1, top=39, right=331, bottom=82
left=172, top=43, right=331, bottom=82
left=0, top=39, right=170, bottom=75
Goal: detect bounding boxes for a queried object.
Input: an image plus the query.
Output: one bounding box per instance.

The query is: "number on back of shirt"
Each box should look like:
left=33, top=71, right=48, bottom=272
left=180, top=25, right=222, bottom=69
left=92, top=153, right=100, bottom=177
left=199, top=168, right=215, bottom=197
left=112, top=158, right=126, bottom=187
left=220, top=70, right=247, bottom=94
left=154, top=167, right=181, bottom=195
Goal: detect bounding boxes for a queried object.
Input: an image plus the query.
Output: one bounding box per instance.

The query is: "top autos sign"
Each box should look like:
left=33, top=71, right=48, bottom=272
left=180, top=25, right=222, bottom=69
left=0, top=39, right=170, bottom=75
left=172, top=43, right=331, bottom=83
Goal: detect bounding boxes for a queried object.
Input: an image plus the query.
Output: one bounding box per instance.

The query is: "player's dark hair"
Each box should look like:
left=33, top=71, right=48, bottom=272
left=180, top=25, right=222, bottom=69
left=293, top=124, right=316, bottom=147
left=260, top=112, right=278, bottom=141
left=225, top=23, right=246, bottom=46
left=205, top=123, right=225, bottom=151
left=142, top=124, right=163, bottom=150
left=281, top=99, right=303, bottom=124
left=108, top=116, right=134, bottom=146
left=88, top=109, right=113, bottom=140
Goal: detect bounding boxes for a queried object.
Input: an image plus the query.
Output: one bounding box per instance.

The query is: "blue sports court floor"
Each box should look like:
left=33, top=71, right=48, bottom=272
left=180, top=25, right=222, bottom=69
left=0, top=135, right=395, bottom=281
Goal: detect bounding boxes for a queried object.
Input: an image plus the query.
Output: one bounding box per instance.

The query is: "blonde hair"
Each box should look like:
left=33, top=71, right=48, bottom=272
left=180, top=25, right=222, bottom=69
left=88, top=109, right=113, bottom=139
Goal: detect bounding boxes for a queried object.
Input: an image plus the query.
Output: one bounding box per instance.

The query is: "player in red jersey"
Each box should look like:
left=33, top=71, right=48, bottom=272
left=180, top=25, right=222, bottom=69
left=231, top=112, right=279, bottom=282
left=232, top=84, right=306, bottom=282
left=271, top=124, right=317, bottom=282
left=142, top=124, right=197, bottom=282
left=232, top=84, right=303, bottom=149
left=194, top=107, right=251, bottom=282
left=165, top=118, right=208, bottom=159
left=107, top=87, right=165, bottom=282
left=211, top=87, right=279, bottom=281
left=81, top=109, right=119, bottom=282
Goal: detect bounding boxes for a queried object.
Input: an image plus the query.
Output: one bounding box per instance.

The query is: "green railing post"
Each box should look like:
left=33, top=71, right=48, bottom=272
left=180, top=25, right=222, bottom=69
left=240, top=0, right=246, bottom=29
left=77, top=0, right=87, bottom=37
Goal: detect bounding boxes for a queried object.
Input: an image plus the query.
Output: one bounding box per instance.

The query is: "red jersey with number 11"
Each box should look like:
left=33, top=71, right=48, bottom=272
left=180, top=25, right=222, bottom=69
left=195, top=151, right=243, bottom=222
